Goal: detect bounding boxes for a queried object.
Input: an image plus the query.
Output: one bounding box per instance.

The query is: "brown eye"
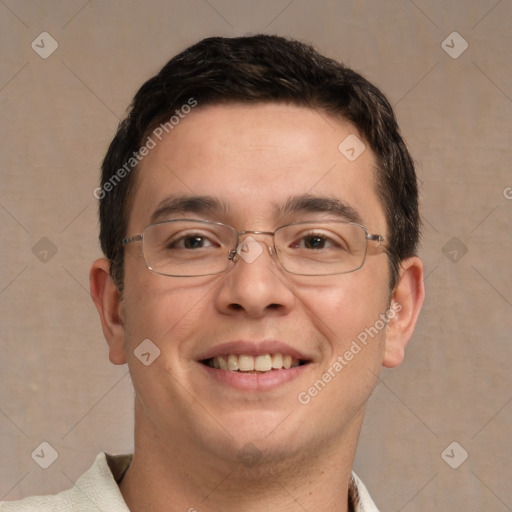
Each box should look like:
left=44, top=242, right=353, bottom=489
left=168, top=233, right=217, bottom=250
left=182, top=236, right=208, bottom=249
left=301, top=235, right=328, bottom=249
left=290, top=232, right=343, bottom=251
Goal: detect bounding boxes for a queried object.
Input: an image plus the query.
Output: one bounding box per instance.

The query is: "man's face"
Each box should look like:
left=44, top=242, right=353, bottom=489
left=120, top=103, right=391, bottom=464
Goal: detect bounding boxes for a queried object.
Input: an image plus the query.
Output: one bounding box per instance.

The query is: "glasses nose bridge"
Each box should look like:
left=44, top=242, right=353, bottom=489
left=238, top=229, right=276, bottom=239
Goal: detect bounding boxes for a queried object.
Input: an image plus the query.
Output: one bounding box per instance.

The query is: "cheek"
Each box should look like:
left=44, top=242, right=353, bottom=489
left=121, top=275, right=216, bottom=415
left=293, top=273, right=390, bottom=424
left=293, top=269, right=390, bottom=356
left=121, top=265, right=218, bottom=355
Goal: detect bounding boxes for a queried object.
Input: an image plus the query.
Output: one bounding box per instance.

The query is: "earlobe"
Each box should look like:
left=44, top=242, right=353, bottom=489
left=382, top=256, right=425, bottom=368
left=89, top=258, right=127, bottom=365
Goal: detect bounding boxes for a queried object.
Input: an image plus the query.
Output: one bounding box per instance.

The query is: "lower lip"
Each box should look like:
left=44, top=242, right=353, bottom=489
left=199, top=363, right=310, bottom=391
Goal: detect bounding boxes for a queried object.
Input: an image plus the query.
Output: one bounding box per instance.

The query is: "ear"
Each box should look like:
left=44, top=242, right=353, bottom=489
left=90, top=258, right=127, bottom=365
left=382, top=256, right=425, bottom=368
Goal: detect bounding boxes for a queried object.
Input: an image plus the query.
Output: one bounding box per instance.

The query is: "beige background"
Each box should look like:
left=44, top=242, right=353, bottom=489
left=1, top=1, right=511, bottom=510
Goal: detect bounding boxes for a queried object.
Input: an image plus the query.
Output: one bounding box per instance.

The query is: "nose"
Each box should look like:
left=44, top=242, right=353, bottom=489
left=214, top=234, right=296, bottom=318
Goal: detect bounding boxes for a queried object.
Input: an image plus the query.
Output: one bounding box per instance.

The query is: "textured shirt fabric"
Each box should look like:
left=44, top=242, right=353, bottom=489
left=1, top=452, right=379, bottom=511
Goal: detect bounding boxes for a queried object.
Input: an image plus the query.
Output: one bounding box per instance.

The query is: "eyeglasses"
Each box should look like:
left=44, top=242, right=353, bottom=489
left=121, top=219, right=385, bottom=277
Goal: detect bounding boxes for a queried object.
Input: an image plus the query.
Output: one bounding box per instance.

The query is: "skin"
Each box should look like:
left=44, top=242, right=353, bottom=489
left=90, top=103, right=424, bottom=511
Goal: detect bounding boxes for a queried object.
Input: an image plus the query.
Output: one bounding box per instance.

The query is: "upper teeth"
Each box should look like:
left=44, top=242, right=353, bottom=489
left=209, top=353, right=299, bottom=372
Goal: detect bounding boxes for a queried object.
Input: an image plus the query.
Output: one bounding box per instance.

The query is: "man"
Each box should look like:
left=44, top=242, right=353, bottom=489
left=2, top=34, right=424, bottom=511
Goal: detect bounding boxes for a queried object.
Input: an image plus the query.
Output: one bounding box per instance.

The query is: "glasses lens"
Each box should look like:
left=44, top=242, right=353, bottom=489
left=275, top=222, right=368, bottom=275
left=142, top=220, right=236, bottom=276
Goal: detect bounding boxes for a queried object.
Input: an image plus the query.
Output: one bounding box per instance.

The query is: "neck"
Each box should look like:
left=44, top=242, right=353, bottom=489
left=120, top=404, right=364, bottom=512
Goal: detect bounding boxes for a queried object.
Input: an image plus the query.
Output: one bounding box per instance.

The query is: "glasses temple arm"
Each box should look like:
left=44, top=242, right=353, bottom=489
left=121, top=234, right=143, bottom=245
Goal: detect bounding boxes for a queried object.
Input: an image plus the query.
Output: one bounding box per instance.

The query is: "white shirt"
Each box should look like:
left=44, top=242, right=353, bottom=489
left=1, top=453, right=379, bottom=511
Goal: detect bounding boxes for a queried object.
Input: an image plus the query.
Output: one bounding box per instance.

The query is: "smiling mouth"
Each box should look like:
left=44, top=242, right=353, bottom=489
left=202, top=354, right=309, bottom=373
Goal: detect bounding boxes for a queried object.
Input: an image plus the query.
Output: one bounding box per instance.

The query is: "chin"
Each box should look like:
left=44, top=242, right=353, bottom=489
left=193, top=409, right=312, bottom=465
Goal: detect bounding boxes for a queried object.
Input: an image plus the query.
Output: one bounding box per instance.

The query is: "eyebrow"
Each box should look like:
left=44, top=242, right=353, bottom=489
left=150, top=195, right=231, bottom=224
left=275, top=194, right=363, bottom=224
left=149, top=193, right=362, bottom=225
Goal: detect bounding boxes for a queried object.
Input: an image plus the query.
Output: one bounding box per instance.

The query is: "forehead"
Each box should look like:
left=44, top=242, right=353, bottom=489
left=128, top=103, right=385, bottom=232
